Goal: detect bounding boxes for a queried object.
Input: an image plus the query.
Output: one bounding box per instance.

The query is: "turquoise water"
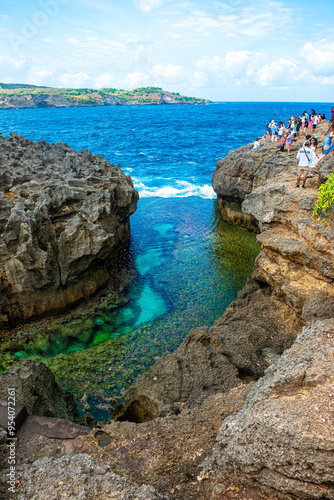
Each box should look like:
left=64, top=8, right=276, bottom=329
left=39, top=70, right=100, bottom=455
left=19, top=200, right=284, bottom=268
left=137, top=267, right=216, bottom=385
left=11, top=197, right=259, bottom=419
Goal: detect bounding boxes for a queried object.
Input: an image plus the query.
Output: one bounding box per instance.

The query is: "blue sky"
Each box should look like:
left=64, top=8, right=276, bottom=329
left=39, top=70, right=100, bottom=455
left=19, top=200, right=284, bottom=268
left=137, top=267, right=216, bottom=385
left=0, top=0, right=333, bottom=101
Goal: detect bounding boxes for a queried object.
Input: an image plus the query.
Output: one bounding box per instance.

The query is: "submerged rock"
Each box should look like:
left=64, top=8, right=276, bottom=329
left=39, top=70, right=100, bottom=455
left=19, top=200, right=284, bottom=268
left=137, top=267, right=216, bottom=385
left=203, top=319, right=334, bottom=499
left=0, top=360, right=77, bottom=420
left=0, top=133, right=138, bottom=327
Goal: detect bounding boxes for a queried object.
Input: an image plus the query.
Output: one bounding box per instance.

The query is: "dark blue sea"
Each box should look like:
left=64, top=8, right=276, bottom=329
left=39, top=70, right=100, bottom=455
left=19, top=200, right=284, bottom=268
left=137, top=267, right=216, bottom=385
left=0, top=102, right=331, bottom=419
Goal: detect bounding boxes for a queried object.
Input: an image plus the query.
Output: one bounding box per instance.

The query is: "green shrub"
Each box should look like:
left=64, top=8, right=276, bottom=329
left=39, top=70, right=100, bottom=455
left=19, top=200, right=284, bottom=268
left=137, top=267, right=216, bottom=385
left=313, top=172, right=334, bottom=221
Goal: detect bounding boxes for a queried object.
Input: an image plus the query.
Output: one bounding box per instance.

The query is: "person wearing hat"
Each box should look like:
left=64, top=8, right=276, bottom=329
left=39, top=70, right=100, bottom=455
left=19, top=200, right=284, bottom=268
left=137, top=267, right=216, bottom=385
left=295, top=140, right=317, bottom=189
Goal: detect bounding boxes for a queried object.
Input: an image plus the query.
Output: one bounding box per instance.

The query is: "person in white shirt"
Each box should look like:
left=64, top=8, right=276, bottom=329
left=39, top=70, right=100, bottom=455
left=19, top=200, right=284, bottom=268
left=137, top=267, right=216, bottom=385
left=295, top=140, right=317, bottom=189
left=312, top=114, right=320, bottom=130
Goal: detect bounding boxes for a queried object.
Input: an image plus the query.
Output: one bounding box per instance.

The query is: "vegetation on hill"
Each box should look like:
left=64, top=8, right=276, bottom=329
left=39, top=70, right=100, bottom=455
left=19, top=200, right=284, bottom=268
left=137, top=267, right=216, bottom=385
left=0, top=84, right=211, bottom=108
left=0, top=83, right=48, bottom=89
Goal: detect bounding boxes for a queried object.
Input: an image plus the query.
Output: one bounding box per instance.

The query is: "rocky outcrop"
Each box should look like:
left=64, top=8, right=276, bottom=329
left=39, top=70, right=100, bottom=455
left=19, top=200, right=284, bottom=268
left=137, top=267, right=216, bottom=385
left=0, top=360, right=77, bottom=420
left=203, top=319, right=334, bottom=499
left=0, top=87, right=210, bottom=109
left=0, top=133, right=138, bottom=326
left=212, top=124, right=334, bottom=317
left=10, top=454, right=166, bottom=499
left=110, top=125, right=334, bottom=499
left=116, top=131, right=334, bottom=423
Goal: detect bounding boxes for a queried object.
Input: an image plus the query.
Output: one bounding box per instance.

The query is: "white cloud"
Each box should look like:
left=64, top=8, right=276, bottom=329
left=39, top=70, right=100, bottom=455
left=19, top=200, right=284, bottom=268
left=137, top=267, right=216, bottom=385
left=197, top=51, right=262, bottom=81
left=123, top=72, right=152, bottom=89
left=320, top=76, right=334, bottom=85
left=193, top=71, right=207, bottom=86
left=224, top=50, right=262, bottom=78
left=29, top=70, right=52, bottom=85
left=58, top=72, right=90, bottom=87
left=169, top=3, right=293, bottom=39
left=301, top=41, right=334, bottom=76
left=255, top=58, right=304, bottom=86
left=134, top=0, right=164, bottom=13
left=152, top=64, right=182, bottom=83
left=94, top=73, right=116, bottom=88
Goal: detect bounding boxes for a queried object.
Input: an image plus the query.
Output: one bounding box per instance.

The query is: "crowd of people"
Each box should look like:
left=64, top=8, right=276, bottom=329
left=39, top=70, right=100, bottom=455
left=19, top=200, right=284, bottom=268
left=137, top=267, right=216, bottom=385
left=253, top=106, right=334, bottom=189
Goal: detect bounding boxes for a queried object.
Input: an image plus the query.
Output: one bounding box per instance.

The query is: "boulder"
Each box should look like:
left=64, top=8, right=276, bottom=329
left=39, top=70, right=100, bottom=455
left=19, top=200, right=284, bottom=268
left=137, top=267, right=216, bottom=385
left=203, top=319, right=334, bottom=499
left=0, top=360, right=77, bottom=421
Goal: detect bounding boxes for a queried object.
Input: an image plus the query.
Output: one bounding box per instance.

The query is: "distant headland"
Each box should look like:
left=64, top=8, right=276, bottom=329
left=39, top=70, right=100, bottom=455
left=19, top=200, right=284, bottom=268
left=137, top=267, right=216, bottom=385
left=0, top=84, right=211, bottom=109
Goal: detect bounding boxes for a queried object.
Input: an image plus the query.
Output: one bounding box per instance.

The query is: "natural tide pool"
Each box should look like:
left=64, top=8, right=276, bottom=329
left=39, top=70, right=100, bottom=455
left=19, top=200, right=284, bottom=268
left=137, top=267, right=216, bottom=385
left=2, top=197, right=260, bottom=420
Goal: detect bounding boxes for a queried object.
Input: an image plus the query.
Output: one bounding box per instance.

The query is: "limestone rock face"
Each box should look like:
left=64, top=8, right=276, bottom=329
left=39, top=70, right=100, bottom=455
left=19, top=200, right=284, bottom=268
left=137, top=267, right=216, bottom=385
left=0, top=360, right=77, bottom=420
left=12, top=453, right=166, bottom=499
left=0, top=133, right=138, bottom=326
left=212, top=125, right=334, bottom=317
left=204, top=319, right=334, bottom=499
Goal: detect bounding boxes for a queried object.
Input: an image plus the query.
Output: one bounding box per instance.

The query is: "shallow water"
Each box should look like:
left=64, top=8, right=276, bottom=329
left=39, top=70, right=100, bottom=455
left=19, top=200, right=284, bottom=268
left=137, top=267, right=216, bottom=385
left=13, top=198, right=259, bottom=419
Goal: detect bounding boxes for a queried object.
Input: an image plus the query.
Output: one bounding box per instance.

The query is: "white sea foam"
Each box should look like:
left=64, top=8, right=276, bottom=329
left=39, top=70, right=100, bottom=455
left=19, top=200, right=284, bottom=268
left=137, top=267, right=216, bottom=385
left=133, top=180, right=216, bottom=199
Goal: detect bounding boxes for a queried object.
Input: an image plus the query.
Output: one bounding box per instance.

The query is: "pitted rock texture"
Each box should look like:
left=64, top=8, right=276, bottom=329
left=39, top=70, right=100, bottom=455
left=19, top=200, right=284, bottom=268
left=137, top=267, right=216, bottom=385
left=203, top=319, right=334, bottom=500
left=0, top=133, right=138, bottom=326
left=115, top=278, right=303, bottom=421
left=9, top=453, right=166, bottom=499
left=0, top=360, right=77, bottom=420
left=11, top=385, right=256, bottom=499
left=212, top=124, right=334, bottom=317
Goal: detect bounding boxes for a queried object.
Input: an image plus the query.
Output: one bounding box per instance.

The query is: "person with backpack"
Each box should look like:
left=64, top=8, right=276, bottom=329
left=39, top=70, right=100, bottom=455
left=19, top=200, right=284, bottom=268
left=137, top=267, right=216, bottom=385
left=295, top=140, right=317, bottom=189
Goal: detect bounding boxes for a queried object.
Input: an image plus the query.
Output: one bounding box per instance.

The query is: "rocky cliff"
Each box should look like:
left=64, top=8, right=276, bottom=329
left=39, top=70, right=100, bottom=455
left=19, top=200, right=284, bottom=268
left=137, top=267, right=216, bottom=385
left=1, top=126, right=333, bottom=499
left=212, top=123, right=334, bottom=319
left=0, top=133, right=138, bottom=327
left=105, top=124, right=334, bottom=498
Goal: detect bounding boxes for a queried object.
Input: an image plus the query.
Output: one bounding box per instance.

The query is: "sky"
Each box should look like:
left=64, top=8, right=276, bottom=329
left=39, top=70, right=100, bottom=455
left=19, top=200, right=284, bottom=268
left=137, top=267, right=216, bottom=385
left=0, top=0, right=333, bottom=101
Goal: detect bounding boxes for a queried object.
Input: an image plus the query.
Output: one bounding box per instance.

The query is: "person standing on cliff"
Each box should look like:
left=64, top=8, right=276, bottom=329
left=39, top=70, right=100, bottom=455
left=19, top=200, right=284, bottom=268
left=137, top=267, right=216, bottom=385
left=330, top=106, right=334, bottom=123
left=286, top=131, right=293, bottom=153
left=295, top=140, right=317, bottom=189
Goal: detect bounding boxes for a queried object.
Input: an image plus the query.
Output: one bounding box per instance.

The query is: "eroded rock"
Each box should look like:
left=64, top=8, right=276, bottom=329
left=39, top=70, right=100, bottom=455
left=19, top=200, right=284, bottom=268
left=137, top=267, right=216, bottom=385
left=0, top=133, right=138, bottom=326
left=116, top=278, right=303, bottom=421
left=0, top=360, right=77, bottom=420
left=10, top=453, right=166, bottom=499
left=203, top=319, right=334, bottom=499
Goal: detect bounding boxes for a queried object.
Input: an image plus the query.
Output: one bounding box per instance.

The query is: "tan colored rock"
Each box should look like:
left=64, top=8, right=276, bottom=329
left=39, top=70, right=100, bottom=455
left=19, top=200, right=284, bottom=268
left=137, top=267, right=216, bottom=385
left=203, top=319, right=334, bottom=499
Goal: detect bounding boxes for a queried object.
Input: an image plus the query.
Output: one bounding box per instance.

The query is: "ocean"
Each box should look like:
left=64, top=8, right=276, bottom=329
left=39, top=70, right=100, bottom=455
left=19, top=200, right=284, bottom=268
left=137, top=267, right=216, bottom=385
left=0, top=102, right=331, bottom=418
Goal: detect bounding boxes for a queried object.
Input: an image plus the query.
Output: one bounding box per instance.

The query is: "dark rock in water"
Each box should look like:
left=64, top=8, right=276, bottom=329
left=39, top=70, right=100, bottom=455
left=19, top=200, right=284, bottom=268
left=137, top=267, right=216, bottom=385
left=116, top=278, right=304, bottom=421
left=203, top=318, right=334, bottom=499
left=11, top=453, right=166, bottom=499
left=0, top=360, right=77, bottom=421
left=0, top=133, right=138, bottom=327
left=77, top=412, right=97, bottom=428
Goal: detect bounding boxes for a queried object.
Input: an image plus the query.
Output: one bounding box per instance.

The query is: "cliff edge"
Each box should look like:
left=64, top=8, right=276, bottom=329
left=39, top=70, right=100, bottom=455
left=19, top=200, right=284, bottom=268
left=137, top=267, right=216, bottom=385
left=0, top=133, right=138, bottom=327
